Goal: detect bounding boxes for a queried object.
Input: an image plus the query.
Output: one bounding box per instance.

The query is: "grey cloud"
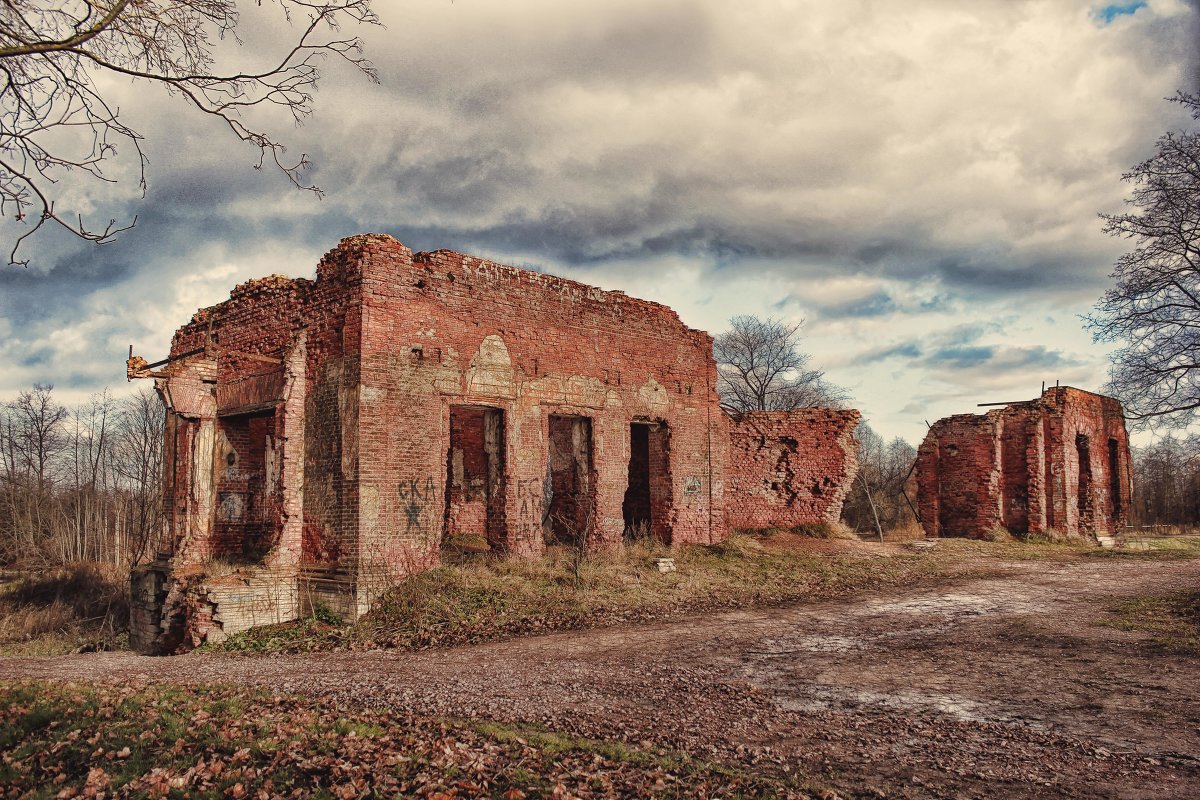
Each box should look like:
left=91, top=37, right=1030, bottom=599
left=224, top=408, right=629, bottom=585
left=816, top=290, right=898, bottom=319
left=0, top=0, right=1193, bottom=434
left=922, top=343, right=1069, bottom=373
left=854, top=342, right=923, bottom=365
left=926, top=345, right=996, bottom=369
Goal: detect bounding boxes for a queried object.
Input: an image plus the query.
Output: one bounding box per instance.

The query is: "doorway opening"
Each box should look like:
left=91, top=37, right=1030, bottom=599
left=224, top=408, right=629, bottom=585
left=214, top=410, right=278, bottom=563
left=623, top=420, right=672, bottom=544
left=1076, top=433, right=1093, bottom=522
left=623, top=423, right=652, bottom=539
left=1108, top=438, right=1122, bottom=521
left=444, top=406, right=505, bottom=554
left=546, top=415, right=595, bottom=547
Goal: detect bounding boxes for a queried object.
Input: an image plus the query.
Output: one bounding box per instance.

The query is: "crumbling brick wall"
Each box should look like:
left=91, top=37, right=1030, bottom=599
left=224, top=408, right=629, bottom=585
left=343, top=235, right=726, bottom=607
left=915, top=387, right=1132, bottom=539
left=723, top=409, right=861, bottom=531
left=134, top=233, right=868, bottom=651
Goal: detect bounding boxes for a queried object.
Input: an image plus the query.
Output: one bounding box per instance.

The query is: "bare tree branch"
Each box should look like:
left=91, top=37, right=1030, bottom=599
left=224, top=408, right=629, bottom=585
left=0, top=0, right=380, bottom=265
left=713, top=315, right=848, bottom=413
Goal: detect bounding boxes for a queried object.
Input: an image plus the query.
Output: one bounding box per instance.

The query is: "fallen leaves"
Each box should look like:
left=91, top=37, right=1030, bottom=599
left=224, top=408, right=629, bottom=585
left=0, top=682, right=797, bottom=798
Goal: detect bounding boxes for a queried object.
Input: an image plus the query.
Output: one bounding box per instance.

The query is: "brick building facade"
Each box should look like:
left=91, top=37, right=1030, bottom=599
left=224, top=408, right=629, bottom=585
left=914, top=387, right=1132, bottom=540
left=130, top=234, right=860, bottom=653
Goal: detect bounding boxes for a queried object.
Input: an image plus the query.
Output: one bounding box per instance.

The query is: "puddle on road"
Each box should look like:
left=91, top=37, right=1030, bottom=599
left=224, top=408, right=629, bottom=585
left=776, top=685, right=1028, bottom=726
left=754, top=634, right=863, bottom=653
left=864, top=593, right=998, bottom=616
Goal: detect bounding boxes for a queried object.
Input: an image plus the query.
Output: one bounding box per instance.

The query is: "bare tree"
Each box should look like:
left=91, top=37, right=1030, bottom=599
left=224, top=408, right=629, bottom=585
left=713, top=314, right=847, bottom=413
left=0, top=383, right=67, bottom=561
left=0, top=384, right=162, bottom=567
left=1087, top=91, right=1200, bottom=428
left=1129, top=434, right=1200, bottom=527
left=0, top=0, right=380, bottom=264
left=110, top=388, right=164, bottom=563
left=842, top=422, right=917, bottom=535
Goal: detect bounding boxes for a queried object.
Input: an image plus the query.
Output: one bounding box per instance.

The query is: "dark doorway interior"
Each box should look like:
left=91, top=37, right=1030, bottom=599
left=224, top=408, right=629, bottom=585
left=1076, top=433, right=1093, bottom=522
left=1108, top=438, right=1122, bottom=521
left=623, top=420, right=672, bottom=544
left=445, top=406, right=505, bottom=553
left=623, top=423, right=652, bottom=539
left=547, top=415, right=594, bottom=547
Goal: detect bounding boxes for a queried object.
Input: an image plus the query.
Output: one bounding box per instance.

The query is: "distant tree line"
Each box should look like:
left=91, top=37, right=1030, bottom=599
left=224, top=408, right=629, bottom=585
left=0, top=384, right=162, bottom=567
left=1129, top=435, right=1200, bottom=528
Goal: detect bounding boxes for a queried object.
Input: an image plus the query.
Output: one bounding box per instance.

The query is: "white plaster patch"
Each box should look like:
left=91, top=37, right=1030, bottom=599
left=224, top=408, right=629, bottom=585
left=466, top=334, right=516, bottom=398
left=638, top=377, right=669, bottom=414
left=361, top=484, right=380, bottom=529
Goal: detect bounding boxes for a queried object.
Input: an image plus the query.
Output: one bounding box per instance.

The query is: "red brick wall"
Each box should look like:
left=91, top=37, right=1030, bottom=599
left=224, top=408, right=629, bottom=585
left=338, top=234, right=726, bottom=587
left=916, top=387, right=1132, bottom=539
left=1041, top=387, right=1132, bottom=535
left=915, top=413, right=1005, bottom=537
left=145, top=232, right=883, bottom=647
left=722, top=409, right=861, bottom=531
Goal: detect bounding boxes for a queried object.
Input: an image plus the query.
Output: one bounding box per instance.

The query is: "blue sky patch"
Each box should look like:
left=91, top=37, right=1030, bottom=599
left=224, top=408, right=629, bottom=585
left=1095, top=2, right=1146, bottom=24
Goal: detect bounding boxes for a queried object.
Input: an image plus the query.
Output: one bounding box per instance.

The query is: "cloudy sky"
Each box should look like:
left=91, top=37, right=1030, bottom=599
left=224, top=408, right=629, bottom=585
left=1, top=0, right=1198, bottom=445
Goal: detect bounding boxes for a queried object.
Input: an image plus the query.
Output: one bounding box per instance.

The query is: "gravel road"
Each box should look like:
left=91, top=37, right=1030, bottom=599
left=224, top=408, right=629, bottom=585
left=4, top=553, right=1198, bottom=798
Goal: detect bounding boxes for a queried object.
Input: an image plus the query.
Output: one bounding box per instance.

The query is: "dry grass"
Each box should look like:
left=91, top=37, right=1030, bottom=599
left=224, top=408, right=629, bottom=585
left=979, top=527, right=1016, bottom=543
left=1104, top=591, right=1200, bottom=654
left=218, top=533, right=971, bottom=653
left=880, top=520, right=927, bottom=542
left=0, top=563, right=129, bottom=655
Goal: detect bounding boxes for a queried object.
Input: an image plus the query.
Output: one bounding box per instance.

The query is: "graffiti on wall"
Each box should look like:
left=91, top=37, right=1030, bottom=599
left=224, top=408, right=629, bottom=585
left=398, top=476, right=437, bottom=531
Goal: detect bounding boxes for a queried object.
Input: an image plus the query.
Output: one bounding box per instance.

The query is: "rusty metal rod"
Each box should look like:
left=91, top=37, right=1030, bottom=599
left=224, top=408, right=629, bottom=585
left=140, top=346, right=206, bottom=370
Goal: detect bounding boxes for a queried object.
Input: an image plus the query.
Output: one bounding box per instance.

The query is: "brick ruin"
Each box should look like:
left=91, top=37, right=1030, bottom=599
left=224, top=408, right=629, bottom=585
left=129, top=234, right=861, bottom=653
left=724, top=410, right=860, bottom=532
left=914, top=387, right=1132, bottom=541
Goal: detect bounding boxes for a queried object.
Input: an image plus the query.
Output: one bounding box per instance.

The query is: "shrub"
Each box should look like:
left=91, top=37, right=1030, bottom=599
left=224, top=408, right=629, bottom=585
left=0, top=563, right=129, bottom=652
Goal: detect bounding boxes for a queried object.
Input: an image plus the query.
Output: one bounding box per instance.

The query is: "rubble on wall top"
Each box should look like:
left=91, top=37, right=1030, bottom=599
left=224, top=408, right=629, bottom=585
left=330, top=233, right=710, bottom=340
left=184, top=232, right=714, bottom=343
left=187, top=274, right=310, bottom=326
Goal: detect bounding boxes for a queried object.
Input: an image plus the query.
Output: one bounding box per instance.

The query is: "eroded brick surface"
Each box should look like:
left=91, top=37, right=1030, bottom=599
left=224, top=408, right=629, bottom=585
left=915, top=387, right=1132, bottom=540
left=723, top=410, right=861, bottom=531
left=131, top=234, right=863, bottom=652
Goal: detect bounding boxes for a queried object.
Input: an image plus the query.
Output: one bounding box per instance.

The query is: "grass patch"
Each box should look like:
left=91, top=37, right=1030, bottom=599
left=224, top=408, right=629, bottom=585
left=219, top=534, right=978, bottom=654
left=212, top=533, right=1196, bottom=656
left=0, top=563, right=128, bottom=656
left=0, top=681, right=796, bottom=798
left=1094, top=535, right=1200, bottom=560
left=924, top=537, right=1093, bottom=562
left=468, top=719, right=751, bottom=783
left=1104, top=591, right=1200, bottom=654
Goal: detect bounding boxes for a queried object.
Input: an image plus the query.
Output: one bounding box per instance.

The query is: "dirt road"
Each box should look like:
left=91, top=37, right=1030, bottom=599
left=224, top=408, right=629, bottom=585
left=4, top=553, right=1198, bottom=798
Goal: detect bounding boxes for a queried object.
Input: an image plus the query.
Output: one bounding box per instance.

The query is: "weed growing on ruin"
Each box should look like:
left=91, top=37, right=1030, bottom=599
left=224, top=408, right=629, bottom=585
left=209, top=602, right=346, bottom=654
left=980, top=527, right=1016, bottom=543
